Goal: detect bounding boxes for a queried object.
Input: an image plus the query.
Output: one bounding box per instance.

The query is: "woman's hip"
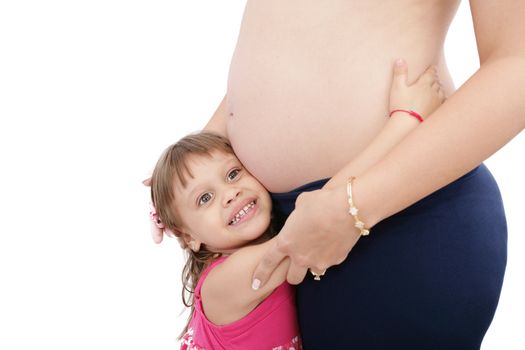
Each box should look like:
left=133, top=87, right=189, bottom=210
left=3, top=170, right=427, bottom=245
left=294, top=163, right=507, bottom=348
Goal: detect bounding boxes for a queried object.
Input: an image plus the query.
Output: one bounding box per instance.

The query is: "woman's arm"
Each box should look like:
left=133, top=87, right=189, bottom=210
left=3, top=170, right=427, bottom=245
left=325, top=62, right=443, bottom=188
left=252, top=0, right=525, bottom=287
left=355, top=0, right=525, bottom=227
left=203, top=94, right=229, bottom=137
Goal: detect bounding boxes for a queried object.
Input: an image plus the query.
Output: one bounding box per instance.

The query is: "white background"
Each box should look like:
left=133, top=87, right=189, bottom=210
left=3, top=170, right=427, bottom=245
left=0, top=1, right=523, bottom=349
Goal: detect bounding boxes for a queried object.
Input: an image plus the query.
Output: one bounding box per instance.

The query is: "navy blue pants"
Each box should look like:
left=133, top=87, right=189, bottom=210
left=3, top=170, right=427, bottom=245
left=270, top=163, right=507, bottom=349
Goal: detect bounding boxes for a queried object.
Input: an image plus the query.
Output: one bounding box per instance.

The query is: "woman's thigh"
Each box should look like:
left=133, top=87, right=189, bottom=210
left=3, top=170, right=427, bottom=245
left=296, top=164, right=507, bottom=350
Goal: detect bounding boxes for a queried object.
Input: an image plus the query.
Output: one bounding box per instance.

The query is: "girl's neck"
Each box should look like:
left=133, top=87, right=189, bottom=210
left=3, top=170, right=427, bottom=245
left=209, top=226, right=274, bottom=256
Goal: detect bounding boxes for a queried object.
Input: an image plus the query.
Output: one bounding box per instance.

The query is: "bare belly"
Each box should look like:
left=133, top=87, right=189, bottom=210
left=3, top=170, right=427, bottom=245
left=227, top=0, right=460, bottom=192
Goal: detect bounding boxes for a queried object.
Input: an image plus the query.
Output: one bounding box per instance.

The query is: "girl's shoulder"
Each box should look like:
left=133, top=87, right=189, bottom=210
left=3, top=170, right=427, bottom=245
left=199, top=238, right=290, bottom=325
left=195, top=255, right=228, bottom=297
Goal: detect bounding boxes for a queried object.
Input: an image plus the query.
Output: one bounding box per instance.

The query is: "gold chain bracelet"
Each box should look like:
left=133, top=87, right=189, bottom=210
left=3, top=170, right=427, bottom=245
left=347, top=177, right=370, bottom=236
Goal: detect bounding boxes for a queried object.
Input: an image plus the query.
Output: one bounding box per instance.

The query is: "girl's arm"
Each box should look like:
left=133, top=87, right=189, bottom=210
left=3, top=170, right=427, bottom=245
left=326, top=61, right=443, bottom=188
left=201, top=61, right=444, bottom=324
left=201, top=237, right=290, bottom=325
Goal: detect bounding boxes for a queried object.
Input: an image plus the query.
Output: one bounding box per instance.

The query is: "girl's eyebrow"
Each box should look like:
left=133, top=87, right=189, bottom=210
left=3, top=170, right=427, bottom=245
left=183, top=155, right=240, bottom=202
left=186, top=183, right=203, bottom=203
left=225, top=156, right=241, bottom=168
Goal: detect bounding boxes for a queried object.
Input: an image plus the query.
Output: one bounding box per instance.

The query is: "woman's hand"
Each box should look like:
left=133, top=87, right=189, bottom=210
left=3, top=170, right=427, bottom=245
left=252, top=185, right=361, bottom=288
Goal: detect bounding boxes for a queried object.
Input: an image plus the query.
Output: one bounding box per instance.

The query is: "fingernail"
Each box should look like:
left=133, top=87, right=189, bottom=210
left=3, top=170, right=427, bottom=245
left=252, top=279, right=261, bottom=291
left=395, top=59, right=404, bottom=66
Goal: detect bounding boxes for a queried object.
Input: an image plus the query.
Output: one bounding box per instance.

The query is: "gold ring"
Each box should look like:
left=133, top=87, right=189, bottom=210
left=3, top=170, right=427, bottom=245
left=310, top=269, right=326, bottom=281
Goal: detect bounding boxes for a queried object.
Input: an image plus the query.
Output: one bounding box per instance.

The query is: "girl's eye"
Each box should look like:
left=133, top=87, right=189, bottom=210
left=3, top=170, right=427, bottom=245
left=198, top=192, right=213, bottom=206
left=227, top=168, right=241, bottom=182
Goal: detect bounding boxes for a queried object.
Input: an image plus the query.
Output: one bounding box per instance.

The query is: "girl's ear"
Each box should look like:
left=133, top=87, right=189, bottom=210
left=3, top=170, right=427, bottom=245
left=168, top=226, right=184, bottom=238
left=189, top=241, right=202, bottom=252
left=180, top=231, right=201, bottom=252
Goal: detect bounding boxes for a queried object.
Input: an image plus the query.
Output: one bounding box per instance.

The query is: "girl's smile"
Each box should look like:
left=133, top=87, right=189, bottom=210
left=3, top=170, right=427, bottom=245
left=173, top=151, right=272, bottom=253
left=228, top=198, right=257, bottom=226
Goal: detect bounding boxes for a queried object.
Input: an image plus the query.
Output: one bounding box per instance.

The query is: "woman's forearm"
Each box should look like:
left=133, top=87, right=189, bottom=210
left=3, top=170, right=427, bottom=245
left=324, top=114, right=419, bottom=190
left=351, top=57, right=525, bottom=228
left=324, top=63, right=442, bottom=191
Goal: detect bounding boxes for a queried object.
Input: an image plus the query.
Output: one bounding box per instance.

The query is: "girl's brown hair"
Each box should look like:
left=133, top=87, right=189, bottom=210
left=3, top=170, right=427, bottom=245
left=150, top=132, right=234, bottom=338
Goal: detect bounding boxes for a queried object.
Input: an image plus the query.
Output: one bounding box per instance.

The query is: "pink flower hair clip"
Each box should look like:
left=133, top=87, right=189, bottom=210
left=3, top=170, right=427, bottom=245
left=149, top=202, right=165, bottom=229
left=143, top=176, right=175, bottom=242
left=149, top=202, right=175, bottom=239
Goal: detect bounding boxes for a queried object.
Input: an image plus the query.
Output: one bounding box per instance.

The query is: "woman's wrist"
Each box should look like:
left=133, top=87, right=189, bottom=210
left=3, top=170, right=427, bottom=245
left=346, top=177, right=370, bottom=236
left=348, top=167, right=389, bottom=229
left=322, top=111, right=420, bottom=192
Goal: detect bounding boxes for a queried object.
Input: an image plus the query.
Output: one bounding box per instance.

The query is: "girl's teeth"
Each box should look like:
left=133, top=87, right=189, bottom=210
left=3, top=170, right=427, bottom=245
left=230, top=201, right=255, bottom=225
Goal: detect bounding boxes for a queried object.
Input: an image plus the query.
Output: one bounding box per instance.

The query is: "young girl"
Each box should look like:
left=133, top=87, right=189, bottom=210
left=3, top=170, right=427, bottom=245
left=147, top=61, right=444, bottom=349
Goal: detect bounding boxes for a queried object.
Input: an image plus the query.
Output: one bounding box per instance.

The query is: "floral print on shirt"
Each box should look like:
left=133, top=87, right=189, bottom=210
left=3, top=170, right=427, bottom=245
left=180, top=328, right=302, bottom=350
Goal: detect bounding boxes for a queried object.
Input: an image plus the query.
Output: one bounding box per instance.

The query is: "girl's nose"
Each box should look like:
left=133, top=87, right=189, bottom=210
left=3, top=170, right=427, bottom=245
left=223, top=188, right=241, bottom=207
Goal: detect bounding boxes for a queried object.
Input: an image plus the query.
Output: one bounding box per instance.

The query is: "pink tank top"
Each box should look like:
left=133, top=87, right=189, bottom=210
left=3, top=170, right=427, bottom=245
left=180, top=257, right=302, bottom=349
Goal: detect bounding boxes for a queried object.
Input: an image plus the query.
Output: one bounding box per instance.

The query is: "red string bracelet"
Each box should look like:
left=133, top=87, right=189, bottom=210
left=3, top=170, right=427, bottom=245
left=389, top=109, right=424, bottom=123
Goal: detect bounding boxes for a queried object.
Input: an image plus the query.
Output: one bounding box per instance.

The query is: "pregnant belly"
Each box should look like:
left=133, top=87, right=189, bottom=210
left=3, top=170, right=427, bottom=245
left=227, top=55, right=455, bottom=192
left=227, top=67, right=390, bottom=192
left=226, top=0, right=457, bottom=192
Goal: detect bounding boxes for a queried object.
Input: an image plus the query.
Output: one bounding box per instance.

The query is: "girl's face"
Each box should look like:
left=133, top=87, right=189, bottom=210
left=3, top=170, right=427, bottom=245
left=173, top=151, right=272, bottom=253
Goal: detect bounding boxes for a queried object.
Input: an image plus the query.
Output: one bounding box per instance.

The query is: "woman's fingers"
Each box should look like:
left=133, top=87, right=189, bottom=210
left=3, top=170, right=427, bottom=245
left=252, top=239, right=288, bottom=290
left=287, top=263, right=309, bottom=285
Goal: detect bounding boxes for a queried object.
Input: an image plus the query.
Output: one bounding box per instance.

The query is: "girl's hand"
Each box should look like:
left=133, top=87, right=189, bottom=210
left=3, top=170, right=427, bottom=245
left=252, top=186, right=359, bottom=287
left=389, top=59, right=445, bottom=121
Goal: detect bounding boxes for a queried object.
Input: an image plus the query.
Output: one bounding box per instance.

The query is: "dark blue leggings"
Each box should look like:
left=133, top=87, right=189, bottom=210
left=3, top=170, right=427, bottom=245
left=270, top=163, right=507, bottom=350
